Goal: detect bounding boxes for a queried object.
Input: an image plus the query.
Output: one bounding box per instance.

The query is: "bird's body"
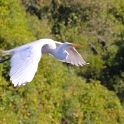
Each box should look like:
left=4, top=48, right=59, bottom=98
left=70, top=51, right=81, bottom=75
left=0, top=38, right=89, bottom=87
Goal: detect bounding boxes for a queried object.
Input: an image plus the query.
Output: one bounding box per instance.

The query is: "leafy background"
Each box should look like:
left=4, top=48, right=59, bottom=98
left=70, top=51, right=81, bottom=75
left=0, top=0, right=124, bottom=123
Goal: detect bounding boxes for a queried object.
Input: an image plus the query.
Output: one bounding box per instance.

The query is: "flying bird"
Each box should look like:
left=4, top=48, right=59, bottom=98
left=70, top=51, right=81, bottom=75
left=0, top=38, right=89, bottom=87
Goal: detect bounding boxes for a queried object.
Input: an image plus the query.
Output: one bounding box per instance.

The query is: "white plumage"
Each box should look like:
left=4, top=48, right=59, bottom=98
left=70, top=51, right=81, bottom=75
left=0, top=38, right=89, bottom=87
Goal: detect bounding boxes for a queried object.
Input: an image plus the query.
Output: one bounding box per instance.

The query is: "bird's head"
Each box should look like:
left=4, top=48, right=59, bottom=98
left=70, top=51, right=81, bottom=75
left=68, top=43, right=82, bottom=48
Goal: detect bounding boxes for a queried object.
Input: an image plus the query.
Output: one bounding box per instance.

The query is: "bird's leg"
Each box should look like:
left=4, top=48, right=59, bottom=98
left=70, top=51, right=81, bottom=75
left=0, top=57, right=10, bottom=63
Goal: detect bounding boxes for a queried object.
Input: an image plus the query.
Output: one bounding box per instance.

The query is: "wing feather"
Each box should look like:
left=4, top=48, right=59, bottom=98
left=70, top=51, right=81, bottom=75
left=55, top=42, right=88, bottom=66
left=10, top=46, right=41, bottom=86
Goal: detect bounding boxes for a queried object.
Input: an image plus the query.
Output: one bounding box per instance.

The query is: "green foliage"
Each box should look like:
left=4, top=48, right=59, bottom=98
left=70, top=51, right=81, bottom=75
left=0, top=0, right=124, bottom=123
left=0, top=57, right=124, bottom=123
left=45, top=0, right=124, bottom=105
left=0, top=0, right=35, bottom=49
left=26, top=14, right=52, bottom=39
left=97, top=0, right=124, bottom=103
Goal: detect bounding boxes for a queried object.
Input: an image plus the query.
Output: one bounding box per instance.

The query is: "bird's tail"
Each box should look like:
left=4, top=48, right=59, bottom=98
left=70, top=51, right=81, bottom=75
left=0, top=49, right=14, bottom=56
left=0, top=50, right=11, bottom=63
left=0, top=50, right=8, bottom=56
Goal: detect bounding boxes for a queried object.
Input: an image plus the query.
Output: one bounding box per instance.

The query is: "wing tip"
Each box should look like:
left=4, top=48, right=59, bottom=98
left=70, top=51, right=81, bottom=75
left=10, top=78, right=27, bottom=87
left=77, top=61, right=90, bottom=66
left=13, top=82, right=27, bottom=87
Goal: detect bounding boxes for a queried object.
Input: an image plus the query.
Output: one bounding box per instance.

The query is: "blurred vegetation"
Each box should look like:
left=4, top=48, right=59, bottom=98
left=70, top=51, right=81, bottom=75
left=0, top=0, right=124, bottom=123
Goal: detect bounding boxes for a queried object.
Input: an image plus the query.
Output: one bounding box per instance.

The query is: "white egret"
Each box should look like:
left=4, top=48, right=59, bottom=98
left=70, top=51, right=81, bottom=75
left=0, top=38, right=89, bottom=87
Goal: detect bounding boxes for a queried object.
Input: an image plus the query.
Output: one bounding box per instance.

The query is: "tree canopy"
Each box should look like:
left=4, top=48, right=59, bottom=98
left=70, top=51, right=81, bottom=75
left=0, top=0, right=124, bottom=123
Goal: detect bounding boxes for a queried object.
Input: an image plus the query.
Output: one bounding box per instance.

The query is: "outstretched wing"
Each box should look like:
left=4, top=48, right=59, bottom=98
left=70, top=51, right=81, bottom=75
left=10, top=46, right=41, bottom=87
left=55, top=42, right=88, bottom=66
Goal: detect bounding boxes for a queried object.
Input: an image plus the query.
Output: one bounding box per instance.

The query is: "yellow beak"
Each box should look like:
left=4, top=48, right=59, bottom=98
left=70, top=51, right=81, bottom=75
left=69, top=43, right=82, bottom=48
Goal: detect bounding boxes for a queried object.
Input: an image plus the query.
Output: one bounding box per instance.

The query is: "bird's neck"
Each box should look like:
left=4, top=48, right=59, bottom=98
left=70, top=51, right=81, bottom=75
left=50, top=47, right=68, bottom=60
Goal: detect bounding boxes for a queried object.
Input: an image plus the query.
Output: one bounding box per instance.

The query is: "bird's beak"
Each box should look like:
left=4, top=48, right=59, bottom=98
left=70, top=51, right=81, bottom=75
left=69, top=43, right=82, bottom=48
